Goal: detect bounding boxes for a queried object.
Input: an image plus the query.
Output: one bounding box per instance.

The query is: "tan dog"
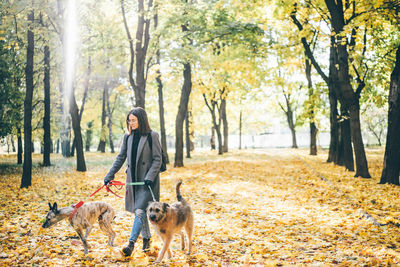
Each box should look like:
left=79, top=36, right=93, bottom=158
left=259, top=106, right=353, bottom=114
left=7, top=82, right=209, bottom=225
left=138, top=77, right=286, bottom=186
left=42, top=202, right=116, bottom=254
left=147, top=180, right=194, bottom=263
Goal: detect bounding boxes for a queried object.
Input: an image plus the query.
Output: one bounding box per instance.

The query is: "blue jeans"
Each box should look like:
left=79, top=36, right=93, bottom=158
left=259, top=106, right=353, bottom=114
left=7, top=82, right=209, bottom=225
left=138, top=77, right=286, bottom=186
left=129, top=209, right=151, bottom=242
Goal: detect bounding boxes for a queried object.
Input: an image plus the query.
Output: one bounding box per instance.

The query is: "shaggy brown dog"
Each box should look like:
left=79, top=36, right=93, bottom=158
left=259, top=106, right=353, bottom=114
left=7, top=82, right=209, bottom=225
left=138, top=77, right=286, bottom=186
left=147, top=180, right=194, bottom=263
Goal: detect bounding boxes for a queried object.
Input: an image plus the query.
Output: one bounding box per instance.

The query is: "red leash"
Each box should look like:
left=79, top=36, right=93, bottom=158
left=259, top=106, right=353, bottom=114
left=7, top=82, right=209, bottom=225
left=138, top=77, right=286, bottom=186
left=69, top=182, right=126, bottom=220
left=90, top=180, right=126, bottom=199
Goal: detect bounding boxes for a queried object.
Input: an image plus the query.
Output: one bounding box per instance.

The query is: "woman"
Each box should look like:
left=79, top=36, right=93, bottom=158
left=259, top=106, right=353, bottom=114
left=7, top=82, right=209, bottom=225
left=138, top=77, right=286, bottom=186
left=104, top=107, right=162, bottom=257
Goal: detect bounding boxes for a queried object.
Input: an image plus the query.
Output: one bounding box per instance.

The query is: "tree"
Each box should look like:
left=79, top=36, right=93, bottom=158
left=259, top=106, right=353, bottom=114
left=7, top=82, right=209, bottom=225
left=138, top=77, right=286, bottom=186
left=21, top=6, right=35, bottom=188
left=380, top=46, right=400, bottom=184
left=43, top=44, right=51, bottom=166
left=121, top=0, right=153, bottom=108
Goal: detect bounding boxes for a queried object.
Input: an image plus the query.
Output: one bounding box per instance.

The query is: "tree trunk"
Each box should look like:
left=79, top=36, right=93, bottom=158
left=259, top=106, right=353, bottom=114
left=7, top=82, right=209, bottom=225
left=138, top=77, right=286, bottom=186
left=154, top=7, right=169, bottom=164
left=210, top=126, right=216, bottom=150
left=325, top=0, right=370, bottom=178
left=305, top=58, right=317, bottom=155
left=121, top=0, right=153, bottom=108
left=17, top=127, right=22, bottom=164
left=340, top=110, right=354, bottom=171
left=11, top=135, right=16, bottom=152
left=43, top=45, right=51, bottom=166
left=70, top=89, right=86, bottom=172
left=106, top=84, right=115, bottom=153
left=21, top=9, right=34, bottom=188
left=287, top=109, right=298, bottom=148
left=97, top=83, right=107, bottom=152
left=185, top=110, right=190, bottom=158
left=239, top=110, right=242, bottom=150
left=380, top=46, right=400, bottom=184
left=174, top=62, right=192, bottom=167
left=85, top=120, right=94, bottom=152
left=221, top=98, right=228, bottom=153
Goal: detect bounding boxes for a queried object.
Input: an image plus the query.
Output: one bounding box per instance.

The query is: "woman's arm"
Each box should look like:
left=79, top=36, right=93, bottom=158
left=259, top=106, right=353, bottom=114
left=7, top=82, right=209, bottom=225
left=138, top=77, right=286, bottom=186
left=144, top=131, right=162, bottom=182
left=104, top=134, right=128, bottom=181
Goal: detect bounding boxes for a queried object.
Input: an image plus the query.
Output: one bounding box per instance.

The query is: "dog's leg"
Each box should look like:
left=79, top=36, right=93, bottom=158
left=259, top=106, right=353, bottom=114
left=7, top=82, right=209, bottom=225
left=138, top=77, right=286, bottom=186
left=155, top=234, right=172, bottom=263
left=84, top=226, right=93, bottom=241
left=76, top=229, right=89, bottom=254
left=180, top=231, right=185, bottom=250
left=185, top=216, right=194, bottom=255
left=99, top=219, right=116, bottom=246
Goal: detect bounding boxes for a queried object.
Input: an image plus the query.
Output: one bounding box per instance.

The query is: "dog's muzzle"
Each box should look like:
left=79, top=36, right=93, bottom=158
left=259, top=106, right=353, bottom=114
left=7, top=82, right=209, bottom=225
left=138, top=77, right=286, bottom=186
left=149, top=214, right=157, bottom=222
left=42, top=221, right=50, bottom=228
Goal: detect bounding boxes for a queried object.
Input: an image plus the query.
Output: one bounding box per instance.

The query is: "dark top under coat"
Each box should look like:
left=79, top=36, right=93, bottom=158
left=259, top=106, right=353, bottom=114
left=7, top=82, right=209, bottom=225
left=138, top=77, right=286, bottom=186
left=131, top=129, right=140, bottom=181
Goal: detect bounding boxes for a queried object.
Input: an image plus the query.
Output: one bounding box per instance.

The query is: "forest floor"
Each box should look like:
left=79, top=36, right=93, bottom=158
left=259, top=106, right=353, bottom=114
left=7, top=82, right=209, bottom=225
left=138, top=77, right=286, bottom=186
left=1, top=147, right=400, bottom=266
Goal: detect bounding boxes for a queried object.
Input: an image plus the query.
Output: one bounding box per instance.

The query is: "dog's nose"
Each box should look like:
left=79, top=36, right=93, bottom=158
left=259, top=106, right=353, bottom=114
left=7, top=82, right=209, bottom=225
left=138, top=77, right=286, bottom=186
left=150, top=215, right=156, bottom=221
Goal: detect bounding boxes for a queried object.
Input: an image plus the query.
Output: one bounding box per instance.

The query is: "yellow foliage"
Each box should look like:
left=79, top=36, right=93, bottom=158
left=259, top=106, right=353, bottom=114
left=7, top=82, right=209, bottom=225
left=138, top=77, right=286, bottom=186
left=1, top=148, right=400, bottom=265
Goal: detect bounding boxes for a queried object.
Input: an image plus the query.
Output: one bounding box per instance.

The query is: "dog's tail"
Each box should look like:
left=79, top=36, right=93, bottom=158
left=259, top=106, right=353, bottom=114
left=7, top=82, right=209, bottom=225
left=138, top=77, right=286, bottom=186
left=176, top=179, right=187, bottom=204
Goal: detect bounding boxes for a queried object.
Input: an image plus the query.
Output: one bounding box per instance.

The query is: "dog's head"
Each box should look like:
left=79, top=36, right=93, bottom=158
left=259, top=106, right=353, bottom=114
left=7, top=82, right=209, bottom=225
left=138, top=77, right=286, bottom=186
left=42, top=202, right=62, bottom=228
left=147, top=201, right=169, bottom=224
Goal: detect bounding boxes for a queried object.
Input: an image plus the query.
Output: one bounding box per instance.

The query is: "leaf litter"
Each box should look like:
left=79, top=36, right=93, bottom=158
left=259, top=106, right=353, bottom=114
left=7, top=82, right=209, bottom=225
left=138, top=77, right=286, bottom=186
left=0, top=148, right=400, bottom=265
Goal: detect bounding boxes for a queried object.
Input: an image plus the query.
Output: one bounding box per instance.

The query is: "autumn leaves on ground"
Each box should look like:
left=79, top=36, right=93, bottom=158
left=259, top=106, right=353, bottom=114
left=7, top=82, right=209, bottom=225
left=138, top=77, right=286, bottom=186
left=1, top=148, right=400, bottom=266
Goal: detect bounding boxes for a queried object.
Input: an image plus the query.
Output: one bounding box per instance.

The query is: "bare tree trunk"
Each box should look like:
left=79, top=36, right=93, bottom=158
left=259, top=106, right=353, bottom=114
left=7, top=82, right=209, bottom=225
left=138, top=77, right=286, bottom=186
left=85, top=120, right=94, bottom=152
left=239, top=110, right=242, bottom=150
left=203, top=94, right=223, bottom=155
left=154, top=6, right=169, bottom=163
left=121, top=0, right=153, bottom=108
left=380, top=46, right=400, bottom=184
left=185, top=110, right=190, bottom=158
left=22, top=8, right=34, bottom=188
left=70, top=88, right=86, bottom=172
left=221, top=98, right=228, bottom=153
left=305, top=59, right=317, bottom=155
left=43, top=45, right=51, bottom=166
left=325, top=0, right=370, bottom=178
left=17, top=127, right=22, bottom=164
left=97, top=83, right=107, bottom=152
left=106, top=84, right=115, bottom=153
left=210, top=127, right=215, bottom=150
left=174, top=62, right=192, bottom=167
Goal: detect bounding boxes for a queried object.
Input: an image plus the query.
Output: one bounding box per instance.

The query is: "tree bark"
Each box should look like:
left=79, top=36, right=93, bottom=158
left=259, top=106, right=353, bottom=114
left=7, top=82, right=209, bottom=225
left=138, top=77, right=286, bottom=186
left=325, top=0, right=371, bottom=178
left=70, top=88, right=86, bottom=172
left=17, top=127, right=22, bottom=164
left=327, top=37, right=340, bottom=163
left=97, top=83, right=107, bottom=152
left=239, top=110, right=242, bottom=150
left=121, top=0, right=153, bottom=108
left=185, top=110, right=191, bottom=158
left=43, top=45, right=51, bottom=166
left=21, top=9, right=34, bottom=188
left=106, top=84, right=115, bottom=153
left=203, top=94, right=223, bottom=155
left=174, top=62, right=192, bottom=167
left=305, top=59, right=317, bottom=155
left=154, top=7, right=169, bottom=163
left=85, top=120, right=94, bottom=152
left=221, top=98, right=228, bottom=153
left=380, top=46, right=400, bottom=184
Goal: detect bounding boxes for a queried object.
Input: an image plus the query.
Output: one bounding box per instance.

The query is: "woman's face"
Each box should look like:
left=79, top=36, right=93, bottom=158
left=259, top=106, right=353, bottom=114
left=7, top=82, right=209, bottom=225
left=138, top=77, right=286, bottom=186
left=128, top=114, right=139, bottom=131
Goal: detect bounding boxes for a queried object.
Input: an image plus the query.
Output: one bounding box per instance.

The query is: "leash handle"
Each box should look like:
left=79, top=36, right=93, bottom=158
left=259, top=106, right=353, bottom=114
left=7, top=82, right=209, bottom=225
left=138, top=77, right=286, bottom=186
left=91, top=180, right=155, bottom=201
left=126, top=181, right=156, bottom=202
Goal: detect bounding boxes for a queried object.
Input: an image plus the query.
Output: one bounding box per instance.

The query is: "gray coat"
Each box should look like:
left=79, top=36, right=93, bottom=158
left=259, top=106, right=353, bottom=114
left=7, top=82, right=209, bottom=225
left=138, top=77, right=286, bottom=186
left=105, top=131, right=162, bottom=212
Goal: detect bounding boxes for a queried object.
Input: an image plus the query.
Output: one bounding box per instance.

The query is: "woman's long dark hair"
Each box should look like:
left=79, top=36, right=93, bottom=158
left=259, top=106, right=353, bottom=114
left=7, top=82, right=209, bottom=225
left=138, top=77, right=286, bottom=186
left=126, top=107, right=151, bottom=135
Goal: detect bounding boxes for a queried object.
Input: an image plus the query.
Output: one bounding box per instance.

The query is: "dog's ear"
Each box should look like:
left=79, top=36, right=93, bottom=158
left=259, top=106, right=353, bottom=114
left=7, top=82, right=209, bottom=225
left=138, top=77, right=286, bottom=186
left=163, top=203, right=169, bottom=212
left=48, top=202, right=52, bottom=210
left=53, top=202, right=58, bottom=211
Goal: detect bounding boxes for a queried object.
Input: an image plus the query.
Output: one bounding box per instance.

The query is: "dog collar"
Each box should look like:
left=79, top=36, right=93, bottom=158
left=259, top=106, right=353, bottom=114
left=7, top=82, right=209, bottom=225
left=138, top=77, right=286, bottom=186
left=69, top=201, right=84, bottom=220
